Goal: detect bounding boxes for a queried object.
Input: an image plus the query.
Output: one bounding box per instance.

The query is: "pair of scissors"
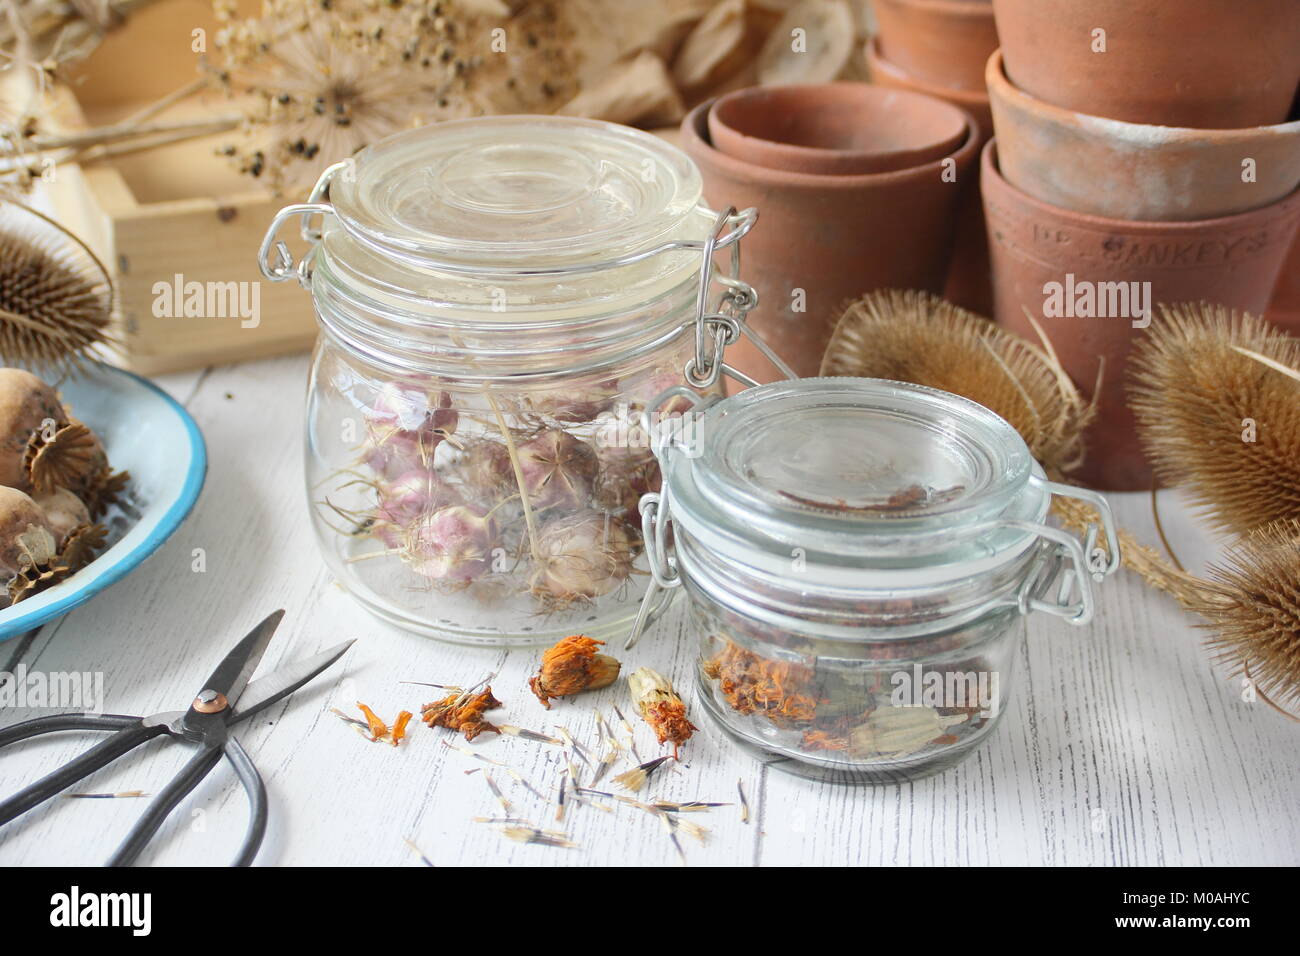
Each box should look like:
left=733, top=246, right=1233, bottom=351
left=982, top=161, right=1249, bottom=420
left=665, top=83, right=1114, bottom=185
left=0, top=610, right=353, bottom=866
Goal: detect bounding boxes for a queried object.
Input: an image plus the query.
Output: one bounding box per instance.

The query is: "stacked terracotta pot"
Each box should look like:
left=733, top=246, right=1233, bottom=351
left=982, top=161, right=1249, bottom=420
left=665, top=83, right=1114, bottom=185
left=681, top=81, right=980, bottom=384
left=984, top=0, right=1300, bottom=490
left=867, top=0, right=1000, bottom=314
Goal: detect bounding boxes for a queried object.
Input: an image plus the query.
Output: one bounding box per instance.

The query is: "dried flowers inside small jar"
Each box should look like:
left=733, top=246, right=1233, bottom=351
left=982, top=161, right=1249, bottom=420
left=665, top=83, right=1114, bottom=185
left=635, top=378, right=1120, bottom=783
left=260, top=117, right=759, bottom=645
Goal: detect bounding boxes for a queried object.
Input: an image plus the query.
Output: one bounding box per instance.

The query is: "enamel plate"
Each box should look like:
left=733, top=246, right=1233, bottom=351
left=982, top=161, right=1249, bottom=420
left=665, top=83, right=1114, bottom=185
left=0, top=364, right=206, bottom=641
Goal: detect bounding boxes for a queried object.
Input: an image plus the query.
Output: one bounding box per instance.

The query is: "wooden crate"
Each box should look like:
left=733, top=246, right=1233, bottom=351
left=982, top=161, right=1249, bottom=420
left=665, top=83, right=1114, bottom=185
left=36, top=0, right=318, bottom=375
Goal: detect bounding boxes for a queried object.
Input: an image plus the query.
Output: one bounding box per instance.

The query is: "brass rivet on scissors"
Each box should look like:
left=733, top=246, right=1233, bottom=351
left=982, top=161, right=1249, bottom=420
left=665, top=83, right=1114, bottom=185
left=193, top=689, right=229, bottom=714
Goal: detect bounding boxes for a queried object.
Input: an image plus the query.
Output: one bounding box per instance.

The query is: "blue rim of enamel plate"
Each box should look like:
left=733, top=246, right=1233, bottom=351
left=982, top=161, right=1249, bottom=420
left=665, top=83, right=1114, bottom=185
left=0, top=366, right=207, bottom=641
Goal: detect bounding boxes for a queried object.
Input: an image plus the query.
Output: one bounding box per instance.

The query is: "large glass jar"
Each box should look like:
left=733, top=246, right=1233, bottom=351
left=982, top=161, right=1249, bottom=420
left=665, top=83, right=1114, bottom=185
left=636, top=378, right=1120, bottom=783
left=258, top=117, right=759, bottom=645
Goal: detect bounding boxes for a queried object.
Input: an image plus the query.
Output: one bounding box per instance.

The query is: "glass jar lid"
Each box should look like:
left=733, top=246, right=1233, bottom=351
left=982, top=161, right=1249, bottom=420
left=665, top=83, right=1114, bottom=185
left=661, top=378, right=1048, bottom=581
left=327, top=115, right=705, bottom=273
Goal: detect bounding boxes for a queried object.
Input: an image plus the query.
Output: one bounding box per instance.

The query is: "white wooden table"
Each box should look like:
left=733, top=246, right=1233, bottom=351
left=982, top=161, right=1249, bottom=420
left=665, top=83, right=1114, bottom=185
left=1, top=354, right=1296, bottom=867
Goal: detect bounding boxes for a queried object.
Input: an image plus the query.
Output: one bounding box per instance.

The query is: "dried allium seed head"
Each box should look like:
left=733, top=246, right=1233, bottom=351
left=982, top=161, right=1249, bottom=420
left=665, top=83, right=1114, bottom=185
left=528, top=634, right=621, bottom=709
left=515, top=429, right=597, bottom=510
left=821, top=290, right=1092, bottom=478
left=528, top=510, right=635, bottom=607
left=1188, top=518, right=1300, bottom=708
left=627, top=666, right=695, bottom=756
left=401, top=504, right=495, bottom=582
left=1129, top=304, right=1300, bottom=535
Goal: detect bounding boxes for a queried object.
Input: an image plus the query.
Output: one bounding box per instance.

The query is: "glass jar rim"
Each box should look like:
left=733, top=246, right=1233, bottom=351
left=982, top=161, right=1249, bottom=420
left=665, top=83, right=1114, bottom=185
left=326, top=115, right=706, bottom=275
left=659, top=378, right=1046, bottom=580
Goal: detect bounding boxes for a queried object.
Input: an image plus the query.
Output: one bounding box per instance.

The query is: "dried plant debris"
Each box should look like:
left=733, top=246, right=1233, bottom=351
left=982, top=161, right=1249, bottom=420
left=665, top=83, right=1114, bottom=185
left=612, top=755, right=672, bottom=793
left=628, top=667, right=696, bottom=757
left=335, top=702, right=413, bottom=745
left=421, top=686, right=502, bottom=741
left=528, top=634, right=621, bottom=708
left=737, top=779, right=749, bottom=823
left=500, top=825, right=578, bottom=849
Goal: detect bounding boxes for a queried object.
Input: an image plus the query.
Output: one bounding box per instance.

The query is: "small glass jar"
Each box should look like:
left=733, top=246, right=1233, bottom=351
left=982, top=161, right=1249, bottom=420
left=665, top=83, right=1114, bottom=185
left=636, top=378, right=1120, bottom=783
left=258, top=116, right=761, bottom=645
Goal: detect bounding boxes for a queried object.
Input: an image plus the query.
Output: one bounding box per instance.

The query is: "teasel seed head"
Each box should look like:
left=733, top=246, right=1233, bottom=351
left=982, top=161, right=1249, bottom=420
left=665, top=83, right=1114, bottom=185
left=821, top=290, right=1092, bottom=478
left=1129, top=303, right=1300, bottom=535
left=1187, top=518, right=1300, bottom=710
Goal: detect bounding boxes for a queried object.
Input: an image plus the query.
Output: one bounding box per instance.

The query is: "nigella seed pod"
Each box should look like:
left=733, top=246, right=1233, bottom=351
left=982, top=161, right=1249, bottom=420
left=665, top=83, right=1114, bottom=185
left=363, top=385, right=459, bottom=479
left=529, top=510, right=635, bottom=607
left=527, top=378, right=619, bottom=423
left=401, top=504, right=495, bottom=582
left=515, top=429, right=597, bottom=510
left=456, top=439, right=515, bottom=503
left=376, top=470, right=448, bottom=528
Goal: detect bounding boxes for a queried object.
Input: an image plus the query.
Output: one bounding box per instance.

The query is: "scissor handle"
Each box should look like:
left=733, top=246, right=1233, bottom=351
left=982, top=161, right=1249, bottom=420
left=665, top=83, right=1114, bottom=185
left=0, top=712, right=143, bottom=747
left=107, top=736, right=268, bottom=867
left=0, top=717, right=165, bottom=826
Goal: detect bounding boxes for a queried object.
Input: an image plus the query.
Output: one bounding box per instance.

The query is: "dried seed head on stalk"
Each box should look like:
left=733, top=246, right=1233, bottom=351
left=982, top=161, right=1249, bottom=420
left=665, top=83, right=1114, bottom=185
left=209, top=0, right=579, bottom=192
left=627, top=666, right=695, bottom=757
left=821, top=290, right=1092, bottom=478
left=1186, top=519, right=1300, bottom=709
left=1129, top=304, right=1300, bottom=535
left=528, top=634, right=621, bottom=708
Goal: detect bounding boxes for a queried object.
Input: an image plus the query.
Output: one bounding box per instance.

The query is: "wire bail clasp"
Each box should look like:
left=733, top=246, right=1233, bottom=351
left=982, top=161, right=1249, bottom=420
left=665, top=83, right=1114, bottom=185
left=256, top=161, right=348, bottom=286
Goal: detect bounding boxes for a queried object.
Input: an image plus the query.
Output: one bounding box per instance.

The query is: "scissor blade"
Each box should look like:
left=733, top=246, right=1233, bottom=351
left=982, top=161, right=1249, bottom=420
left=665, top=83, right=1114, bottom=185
left=194, top=610, right=285, bottom=711
left=228, top=639, right=355, bottom=726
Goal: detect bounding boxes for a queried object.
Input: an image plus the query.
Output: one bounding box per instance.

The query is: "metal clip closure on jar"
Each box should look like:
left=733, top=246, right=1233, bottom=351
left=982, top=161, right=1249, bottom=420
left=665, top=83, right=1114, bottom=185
left=628, top=378, right=1120, bottom=648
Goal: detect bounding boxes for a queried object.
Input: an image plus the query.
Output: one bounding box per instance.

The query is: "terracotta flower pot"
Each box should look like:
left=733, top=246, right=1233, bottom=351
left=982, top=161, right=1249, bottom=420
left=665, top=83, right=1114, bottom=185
left=866, top=36, right=994, bottom=316
left=992, top=0, right=1300, bottom=128
left=866, top=36, right=992, bottom=143
left=708, top=83, right=969, bottom=176
left=1265, top=234, right=1300, bottom=336
left=987, top=50, right=1300, bottom=222
left=681, top=98, right=980, bottom=384
left=872, top=0, right=999, bottom=93
left=982, top=140, right=1300, bottom=490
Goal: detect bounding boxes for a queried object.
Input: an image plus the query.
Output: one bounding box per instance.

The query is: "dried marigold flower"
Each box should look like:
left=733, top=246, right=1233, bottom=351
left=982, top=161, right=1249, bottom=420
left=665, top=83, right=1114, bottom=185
left=348, top=703, right=413, bottom=746
left=421, top=687, right=502, bottom=741
left=703, top=639, right=822, bottom=727
left=627, top=667, right=696, bottom=758
left=528, top=634, right=621, bottom=709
